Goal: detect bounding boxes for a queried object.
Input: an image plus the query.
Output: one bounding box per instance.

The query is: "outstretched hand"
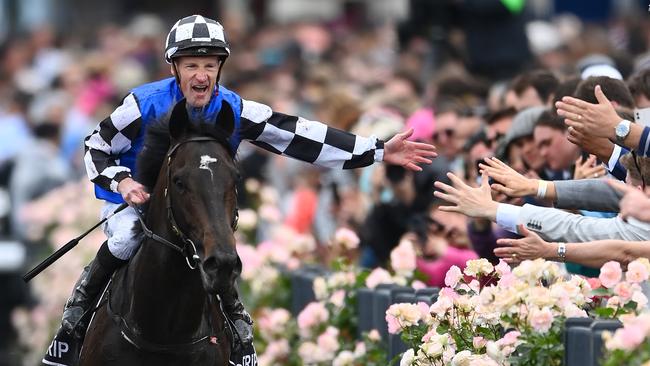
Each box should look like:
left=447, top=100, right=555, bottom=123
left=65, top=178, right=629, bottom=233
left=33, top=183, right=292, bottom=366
left=478, top=157, right=537, bottom=198
left=608, top=179, right=650, bottom=222
left=573, top=154, right=606, bottom=180
left=433, top=171, right=498, bottom=220
left=555, top=85, right=620, bottom=139
left=494, top=224, right=554, bottom=264
left=384, top=128, right=438, bottom=171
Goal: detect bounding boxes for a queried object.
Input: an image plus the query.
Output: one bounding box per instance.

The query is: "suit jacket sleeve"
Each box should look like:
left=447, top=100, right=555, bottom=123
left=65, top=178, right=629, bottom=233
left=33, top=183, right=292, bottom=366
left=553, top=179, right=621, bottom=212
left=517, top=204, right=650, bottom=242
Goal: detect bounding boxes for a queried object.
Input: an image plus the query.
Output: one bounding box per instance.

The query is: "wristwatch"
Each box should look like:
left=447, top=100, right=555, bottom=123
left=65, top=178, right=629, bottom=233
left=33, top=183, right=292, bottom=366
left=615, top=119, right=632, bottom=144
left=557, top=242, right=566, bottom=262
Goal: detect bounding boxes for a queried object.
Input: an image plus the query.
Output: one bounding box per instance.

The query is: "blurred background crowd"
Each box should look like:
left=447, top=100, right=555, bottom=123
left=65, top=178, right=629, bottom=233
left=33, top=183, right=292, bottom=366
left=1, top=0, right=650, bottom=364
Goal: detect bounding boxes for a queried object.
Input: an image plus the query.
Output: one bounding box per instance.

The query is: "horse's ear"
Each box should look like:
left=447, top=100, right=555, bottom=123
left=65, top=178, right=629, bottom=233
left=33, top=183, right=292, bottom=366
left=169, top=99, right=189, bottom=140
left=215, top=101, right=235, bottom=137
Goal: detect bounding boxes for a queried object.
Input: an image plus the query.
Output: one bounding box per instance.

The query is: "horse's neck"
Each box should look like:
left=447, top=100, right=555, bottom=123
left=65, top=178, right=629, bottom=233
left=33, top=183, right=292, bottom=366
left=126, top=200, right=210, bottom=340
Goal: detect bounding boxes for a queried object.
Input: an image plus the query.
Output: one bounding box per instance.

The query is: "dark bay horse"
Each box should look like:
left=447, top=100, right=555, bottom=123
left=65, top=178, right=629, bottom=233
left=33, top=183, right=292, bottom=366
left=79, top=100, right=240, bottom=365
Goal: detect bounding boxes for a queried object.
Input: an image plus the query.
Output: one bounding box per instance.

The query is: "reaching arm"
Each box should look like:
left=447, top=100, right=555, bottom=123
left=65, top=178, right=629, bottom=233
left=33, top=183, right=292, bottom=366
left=434, top=172, right=648, bottom=242
left=238, top=99, right=436, bottom=171
left=495, top=225, right=650, bottom=268
left=478, top=157, right=557, bottom=201
left=479, top=156, right=621, bottom=211
left=556, top=85, right=645, bottom=152
left=552, top=178, right=621, bottom=212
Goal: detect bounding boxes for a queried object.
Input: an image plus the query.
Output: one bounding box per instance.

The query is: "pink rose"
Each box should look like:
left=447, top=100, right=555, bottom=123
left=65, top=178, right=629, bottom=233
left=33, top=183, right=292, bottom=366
left=613, top=282, right=635, bottom=302
left=365, top=267, right=393, bottom=289
left=412, top=280, right=427, bottom=290
left=333, top=227, right=360, bottom=250
left=444, top=265, right=463, bottom=288
left=618, top=324, right=646, bottom=350
left=586, top=277, right=601, bottom=290
left=297, top=302, right=329, bottom=331
left=498, top=331, right=521, bottom=346
left=495, top=259, right=511, bottom=276
left=626, top=260, right=650, bottom=284
left=317, top=327, right=340, bottom=354
left=468, top=279, right=481, bottom=293
left=421, top=329, right=438, bottom=343
left=498, top=273, right=516, bottom=288
left=417, top=301, right=430, bottom=320
left=473, top=336, right=487, bottom=349
left=386, top=313, right=402, bottom=334
left=599, top=261, right=622, bottom=289
left=528, top=307, right=554, bottom=333
left=440, top=287, right=460, bottom=300
left=329, top=290, right=346, bottom=308
left=390, top=239, right=417, bottom=276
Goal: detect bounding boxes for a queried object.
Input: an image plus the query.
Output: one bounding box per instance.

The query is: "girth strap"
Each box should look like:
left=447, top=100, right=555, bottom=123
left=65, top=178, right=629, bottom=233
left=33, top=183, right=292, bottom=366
left=105, top=288, right=225, bottom=354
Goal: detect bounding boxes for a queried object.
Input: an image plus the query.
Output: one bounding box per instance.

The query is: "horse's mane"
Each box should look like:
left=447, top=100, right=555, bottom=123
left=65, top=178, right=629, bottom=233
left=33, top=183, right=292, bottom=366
left=135, top=115, right=237, bottom=191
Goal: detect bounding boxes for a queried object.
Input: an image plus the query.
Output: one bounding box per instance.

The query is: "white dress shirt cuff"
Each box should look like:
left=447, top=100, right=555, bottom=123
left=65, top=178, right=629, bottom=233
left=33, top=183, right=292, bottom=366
left=608, top=144, right=623, bottom=171
left=496, top=203, right=521, bottom=234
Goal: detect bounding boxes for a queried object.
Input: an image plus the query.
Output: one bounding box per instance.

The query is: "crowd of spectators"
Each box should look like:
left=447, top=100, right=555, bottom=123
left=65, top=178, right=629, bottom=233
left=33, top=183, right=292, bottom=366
left=2, top=1, right=650, bottom=363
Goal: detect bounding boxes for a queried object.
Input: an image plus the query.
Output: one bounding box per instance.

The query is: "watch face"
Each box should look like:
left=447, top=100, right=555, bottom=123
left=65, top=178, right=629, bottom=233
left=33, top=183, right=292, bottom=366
left=616, top=121, right=630, bottom=138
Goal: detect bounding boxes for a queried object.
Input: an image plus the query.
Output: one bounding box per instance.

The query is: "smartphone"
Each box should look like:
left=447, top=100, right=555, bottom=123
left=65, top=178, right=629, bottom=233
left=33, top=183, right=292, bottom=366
left=634, top=107, right=650, bottom=127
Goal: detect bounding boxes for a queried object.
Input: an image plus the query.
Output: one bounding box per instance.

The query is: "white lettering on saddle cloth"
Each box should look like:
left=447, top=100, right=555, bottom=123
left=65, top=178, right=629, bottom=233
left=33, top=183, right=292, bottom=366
left=46, top=339, right=69, bottom=359
left=229, top=352, right=258, bottom=366
left=199, top=155, right=218, bottom=181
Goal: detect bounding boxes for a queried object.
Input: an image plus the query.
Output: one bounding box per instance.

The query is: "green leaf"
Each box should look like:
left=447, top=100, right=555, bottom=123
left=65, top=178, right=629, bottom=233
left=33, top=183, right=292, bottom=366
left=594, top=307, right=616, bottom=318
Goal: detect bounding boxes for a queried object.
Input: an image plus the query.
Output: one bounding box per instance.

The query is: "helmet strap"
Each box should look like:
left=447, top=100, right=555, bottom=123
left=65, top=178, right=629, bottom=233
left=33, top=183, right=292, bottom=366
left=214, top=58, right=226, bottom=97
left=172, top=60, right=181, bottom=87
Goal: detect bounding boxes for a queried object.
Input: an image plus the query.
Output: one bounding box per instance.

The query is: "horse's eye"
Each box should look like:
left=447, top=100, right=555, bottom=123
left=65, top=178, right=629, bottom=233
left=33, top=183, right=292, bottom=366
left=173, top=177, right=186, bottom=192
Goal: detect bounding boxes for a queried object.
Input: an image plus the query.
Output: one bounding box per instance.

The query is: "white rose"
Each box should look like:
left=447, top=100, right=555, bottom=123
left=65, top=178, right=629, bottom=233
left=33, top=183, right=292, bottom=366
left=400, top=349, right=415, bottom=366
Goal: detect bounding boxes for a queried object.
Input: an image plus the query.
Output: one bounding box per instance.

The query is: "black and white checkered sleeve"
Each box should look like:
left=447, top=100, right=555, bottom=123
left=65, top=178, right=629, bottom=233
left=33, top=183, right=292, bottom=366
left=83, top=93, right=143, bottom=192
left=239, top=99, right=384, bottom=169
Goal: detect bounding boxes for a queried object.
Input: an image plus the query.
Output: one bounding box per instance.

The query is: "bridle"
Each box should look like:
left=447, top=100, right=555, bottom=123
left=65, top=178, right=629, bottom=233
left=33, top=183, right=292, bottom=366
left=111, top=136, right=239, bottom=354
left=135, top=136, right=239, bottom=270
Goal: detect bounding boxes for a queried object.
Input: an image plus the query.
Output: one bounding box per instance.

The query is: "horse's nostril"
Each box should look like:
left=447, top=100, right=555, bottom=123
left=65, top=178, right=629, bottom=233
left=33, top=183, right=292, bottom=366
left=203, top=257, right=219, bottom=272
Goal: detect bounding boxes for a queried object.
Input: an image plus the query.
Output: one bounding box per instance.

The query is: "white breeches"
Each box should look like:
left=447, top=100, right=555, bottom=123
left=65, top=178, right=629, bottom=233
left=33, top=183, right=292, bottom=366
left=100, top=202, right=143, bottom=260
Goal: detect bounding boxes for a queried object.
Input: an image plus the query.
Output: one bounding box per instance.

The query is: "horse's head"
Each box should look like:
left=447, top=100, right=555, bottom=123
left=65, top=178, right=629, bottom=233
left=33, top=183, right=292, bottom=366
left=162, top=99, right=241, bottom=295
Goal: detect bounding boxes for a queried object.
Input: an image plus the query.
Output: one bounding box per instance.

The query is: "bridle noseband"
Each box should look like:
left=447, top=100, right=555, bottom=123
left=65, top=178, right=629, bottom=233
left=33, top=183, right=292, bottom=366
left=136, top=136, right=239, bottom=270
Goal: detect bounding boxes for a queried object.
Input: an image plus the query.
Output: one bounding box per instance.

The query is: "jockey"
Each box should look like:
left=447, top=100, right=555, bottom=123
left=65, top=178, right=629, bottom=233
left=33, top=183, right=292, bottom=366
left=58, top=14, right=437, bottom=349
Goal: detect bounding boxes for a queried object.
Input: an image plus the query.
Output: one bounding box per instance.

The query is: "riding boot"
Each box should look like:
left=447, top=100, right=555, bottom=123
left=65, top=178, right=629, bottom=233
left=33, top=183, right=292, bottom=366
left=221, top=287, right=253, bottom=347
left=61, top=241, right=126, bottom=339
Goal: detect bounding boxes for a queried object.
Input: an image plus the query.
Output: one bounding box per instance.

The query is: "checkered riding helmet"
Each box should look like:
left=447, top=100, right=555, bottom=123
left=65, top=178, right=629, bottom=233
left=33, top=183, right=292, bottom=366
left=164, top=15, right=230, bottom=63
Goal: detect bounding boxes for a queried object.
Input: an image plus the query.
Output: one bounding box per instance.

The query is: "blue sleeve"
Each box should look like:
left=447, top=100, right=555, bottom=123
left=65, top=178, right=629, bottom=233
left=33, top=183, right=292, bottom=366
left=638, top=126, right=650, bottom=157
left=610, top=148, right=628, bottom=181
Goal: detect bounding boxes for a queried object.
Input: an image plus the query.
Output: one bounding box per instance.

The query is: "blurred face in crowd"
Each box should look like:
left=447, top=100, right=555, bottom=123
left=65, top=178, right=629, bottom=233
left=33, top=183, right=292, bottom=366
left=172, top=56, right=222, bottom=107
left=467, top=141, right=493, bottom=185
left=514, top=87, right=544, bottom=111
left=457, top=115, right=483, bottom=146
left=433, top=111, right=460, bottom=157
left=534, top=126, right=580, bottom=171
left=635, top=95, right=650, bottom=109
left=429, top=209, right=470, bottom=249
left=506, top=144, right=527, bottom=173
left=512, top=136, right=545, bottom=171
left=390, top=171, right=416, bottom=205
left=487, top=115, right=513, bottom=142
